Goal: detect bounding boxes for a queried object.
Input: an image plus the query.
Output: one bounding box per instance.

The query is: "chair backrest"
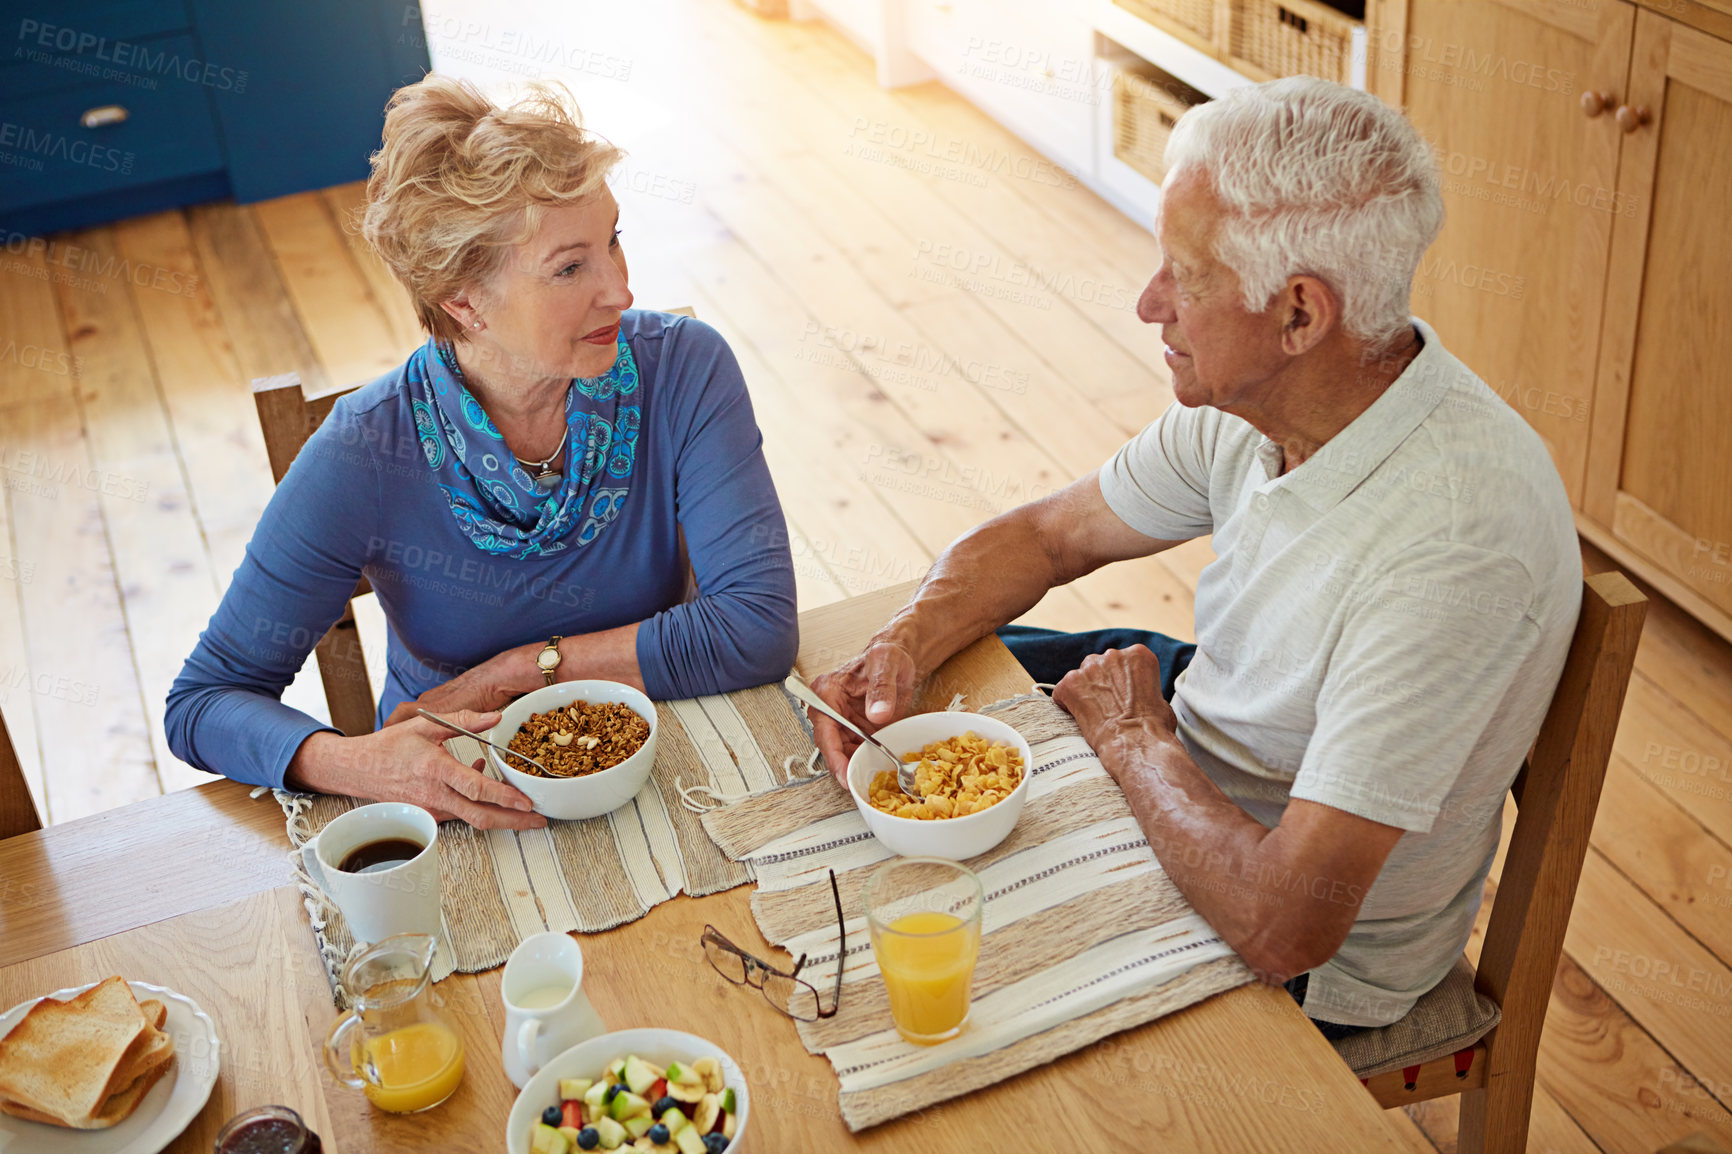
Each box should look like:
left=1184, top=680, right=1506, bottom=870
left=252, top=373, right=379, bottom=737
left=1468, top=571, right=1646, bottom=1130
left=0, top=706, right=42, bottom=840
left=250, top=308, right=700, bottom=738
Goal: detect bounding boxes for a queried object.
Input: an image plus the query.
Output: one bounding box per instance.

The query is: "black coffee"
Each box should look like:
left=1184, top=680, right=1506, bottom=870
left=336, top=837, right=425, bottom=874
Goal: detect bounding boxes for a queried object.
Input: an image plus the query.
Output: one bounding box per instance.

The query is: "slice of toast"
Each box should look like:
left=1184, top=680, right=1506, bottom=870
left=0, top=1052, right=176, bottom=1130
left=0, top=977, right=147, bottom=1124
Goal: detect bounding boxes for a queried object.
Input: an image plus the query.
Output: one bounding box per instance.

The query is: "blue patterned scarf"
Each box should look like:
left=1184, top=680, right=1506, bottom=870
left=407, top=338, right=641, bottom=559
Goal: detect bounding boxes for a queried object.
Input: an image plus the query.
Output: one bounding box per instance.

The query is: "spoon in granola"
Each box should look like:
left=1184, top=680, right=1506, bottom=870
left=783, top=671, right=922, bottom=800
left=416, top=708, right=553, bottom=777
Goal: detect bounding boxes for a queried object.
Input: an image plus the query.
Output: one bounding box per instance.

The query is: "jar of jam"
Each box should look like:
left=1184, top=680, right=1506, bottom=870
left=214, top=1105, right=324, bottom=1154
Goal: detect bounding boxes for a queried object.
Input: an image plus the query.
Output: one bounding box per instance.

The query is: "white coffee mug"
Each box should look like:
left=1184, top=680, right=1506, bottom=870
left=301, top=803, right=442, bottom=945
left=501, top=932, right=606, bottom=1088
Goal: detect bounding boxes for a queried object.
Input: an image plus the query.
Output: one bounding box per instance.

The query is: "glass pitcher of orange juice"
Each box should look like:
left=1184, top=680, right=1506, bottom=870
left=865, top=858, right=984, bottom=1045
left=323, top=933, right=466, bottom=1113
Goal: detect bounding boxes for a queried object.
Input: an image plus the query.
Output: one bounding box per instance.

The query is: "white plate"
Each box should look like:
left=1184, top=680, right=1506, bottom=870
left=0, top=980, right=221, bottom=1154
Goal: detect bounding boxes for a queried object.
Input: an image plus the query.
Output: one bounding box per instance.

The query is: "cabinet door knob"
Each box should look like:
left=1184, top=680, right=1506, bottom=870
left=1615, top=104, right=1651, bottom=133
left=1580, top=90, right=1611, bottom=117
left=79, top=105, right=129, bottom=129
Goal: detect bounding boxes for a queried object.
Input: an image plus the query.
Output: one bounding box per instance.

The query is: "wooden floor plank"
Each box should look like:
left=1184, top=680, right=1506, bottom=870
left=319, top=182, right=426, bottom=353
left=1615, top=671, right=1732, bottom=851
left=252, top=192, right=412, bottom=387
left=4, top=399, right=158, bottom=820
left=182, top=203, right=335, bottom=727
left=1565, top=851, right=1732, bottom=1103
left=1538, top=955, right=1732, bottom=1153
left=113, top=212, right=278, bottom=581
left=53, top=229, right=224, bottom=795
left=1595, top=757, right=1732, bottom=967
left=185, top=202, right=330, bottom=394
left=0, top=455, right=44, bottom=815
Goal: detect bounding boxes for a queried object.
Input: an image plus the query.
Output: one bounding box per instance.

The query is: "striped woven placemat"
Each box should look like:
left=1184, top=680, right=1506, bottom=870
left=274, top=683, right=816, bottom=1002
left=697, top=692, right=1253, bottom=1131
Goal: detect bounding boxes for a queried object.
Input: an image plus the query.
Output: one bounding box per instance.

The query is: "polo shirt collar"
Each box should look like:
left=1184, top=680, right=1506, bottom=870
left=1256, top=317, right=1452, bottom=513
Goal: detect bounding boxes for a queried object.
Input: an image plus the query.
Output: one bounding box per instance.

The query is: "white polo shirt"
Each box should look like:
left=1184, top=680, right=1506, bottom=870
left=1099, top=318, right=1580, bottom=1027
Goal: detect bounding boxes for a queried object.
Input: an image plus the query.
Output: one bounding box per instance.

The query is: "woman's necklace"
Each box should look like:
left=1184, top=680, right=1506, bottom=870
left=440, top=343, right=565, bottom=488
left=513, top=434, right=564, bottom=487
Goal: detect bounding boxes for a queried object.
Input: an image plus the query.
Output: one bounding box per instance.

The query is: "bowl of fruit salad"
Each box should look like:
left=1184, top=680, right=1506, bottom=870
left=506, top=1029, right=749, bottom=1154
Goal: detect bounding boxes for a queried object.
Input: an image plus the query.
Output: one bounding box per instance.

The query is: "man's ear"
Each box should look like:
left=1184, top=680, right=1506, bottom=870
left=1276, top=275, right=1339, bottom=356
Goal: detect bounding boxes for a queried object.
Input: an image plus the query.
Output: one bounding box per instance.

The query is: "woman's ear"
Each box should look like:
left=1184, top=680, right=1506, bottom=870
left=439, top=292, right=484, bottom=332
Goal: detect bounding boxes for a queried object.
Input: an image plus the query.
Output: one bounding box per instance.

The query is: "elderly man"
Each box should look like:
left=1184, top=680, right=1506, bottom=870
left=810, top=76, right=1581, bottom=1035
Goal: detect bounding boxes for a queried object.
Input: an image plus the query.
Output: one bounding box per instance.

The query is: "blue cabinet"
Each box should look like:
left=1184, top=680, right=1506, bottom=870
left=0, top=0, right=429, bottom=235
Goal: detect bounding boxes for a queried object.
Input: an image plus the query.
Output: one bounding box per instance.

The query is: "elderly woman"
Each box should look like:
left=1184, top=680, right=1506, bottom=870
left=166, top=76, right=797, bottom=829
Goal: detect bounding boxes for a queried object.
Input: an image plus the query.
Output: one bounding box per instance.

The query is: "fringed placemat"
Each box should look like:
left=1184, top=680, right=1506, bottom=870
left=697, top=693, right=1253, bottom=1131
left=272, top=683, right=819, bottom=1002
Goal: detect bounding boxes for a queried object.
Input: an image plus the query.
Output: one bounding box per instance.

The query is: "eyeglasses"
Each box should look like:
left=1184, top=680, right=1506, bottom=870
left=701, top=868, right=843, bottom=1021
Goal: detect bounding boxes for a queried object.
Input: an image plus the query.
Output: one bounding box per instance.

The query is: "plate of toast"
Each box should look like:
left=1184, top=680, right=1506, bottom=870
left=0, top=975, right=220, bottom=1151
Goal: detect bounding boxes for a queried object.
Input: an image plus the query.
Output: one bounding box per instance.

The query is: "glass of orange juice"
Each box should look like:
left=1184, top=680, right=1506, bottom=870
left=864, top=857, right=985, bottom=1045
left=324, top=933, right=467, bottom=1113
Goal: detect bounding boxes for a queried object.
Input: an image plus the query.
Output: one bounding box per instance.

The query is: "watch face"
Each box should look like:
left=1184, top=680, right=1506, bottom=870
left=537, top=648, right=559, bottom=670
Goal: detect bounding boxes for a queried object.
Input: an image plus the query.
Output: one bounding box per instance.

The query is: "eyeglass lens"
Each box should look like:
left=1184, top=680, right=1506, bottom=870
left=761, top=972, right=822, bottom=1020
left=702, top=935, right=749, bottom=985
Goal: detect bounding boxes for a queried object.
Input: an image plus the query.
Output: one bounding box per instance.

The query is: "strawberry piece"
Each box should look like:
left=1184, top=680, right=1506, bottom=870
left=649, top=1078, right=668, bottom=1102
left=562, top=1100, right=584, bottom=1130
left=709, top=1112, right=726, bottom=1135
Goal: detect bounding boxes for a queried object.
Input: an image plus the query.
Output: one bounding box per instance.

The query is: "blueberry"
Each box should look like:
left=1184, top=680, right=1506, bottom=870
left=648, top=1123, right=670, bottom=1144
left=541, top=1105, right=562, bottom=1127
left=576, top=1127, right=600, bottom=1150
left=604, top=1083, right=623, bottom=1103
left=652, top=1095, right=678, bottom=1118
left=702, top=1134, right=729, bottom=1154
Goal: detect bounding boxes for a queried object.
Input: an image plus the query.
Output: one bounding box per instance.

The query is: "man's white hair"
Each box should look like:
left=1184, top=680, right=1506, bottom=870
left=1162, top=76, right=1443, bottom=351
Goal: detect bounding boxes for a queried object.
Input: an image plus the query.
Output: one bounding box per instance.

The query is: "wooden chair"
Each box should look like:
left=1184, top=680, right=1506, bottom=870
left=1351, top=571, right=1647, bottom=1154
left=251, top=308, right=699, bottom=738
left=0, top=706, right=43, bottom=840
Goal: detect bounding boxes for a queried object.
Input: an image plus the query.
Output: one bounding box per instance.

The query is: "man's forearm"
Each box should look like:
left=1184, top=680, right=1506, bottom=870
left=880, top=513, right=1062, bottom=679
left=1100, top=723, right=1358, bottom=982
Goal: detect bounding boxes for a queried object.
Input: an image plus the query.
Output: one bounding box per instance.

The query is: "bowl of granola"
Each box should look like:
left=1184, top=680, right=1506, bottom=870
left=487, top=681, right=658, bottom=821
left=846, top=711, right=1033, bottom=861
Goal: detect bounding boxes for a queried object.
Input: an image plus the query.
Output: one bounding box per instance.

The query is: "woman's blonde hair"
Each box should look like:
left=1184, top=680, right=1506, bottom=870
left=362, top=75, right=623, bottom=343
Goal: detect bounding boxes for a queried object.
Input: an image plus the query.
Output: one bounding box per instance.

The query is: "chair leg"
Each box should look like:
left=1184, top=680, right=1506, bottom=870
left=1457, top=1076, right=1532, bottom=1154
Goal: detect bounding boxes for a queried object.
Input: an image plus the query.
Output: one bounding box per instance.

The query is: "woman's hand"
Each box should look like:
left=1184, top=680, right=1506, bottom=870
left=1051, top=646, right=1178, bottom=776
left=809, top=639, right=920, bottom=783
left=288, top=710, right=547, bottom=830
left=382, top=647, right=541, bottom=727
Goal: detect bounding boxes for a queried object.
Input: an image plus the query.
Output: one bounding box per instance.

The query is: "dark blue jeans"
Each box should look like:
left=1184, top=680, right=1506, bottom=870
left=995, top=624, right=1366, bottom=1043
left=995, top=624, right=1196, bottom=699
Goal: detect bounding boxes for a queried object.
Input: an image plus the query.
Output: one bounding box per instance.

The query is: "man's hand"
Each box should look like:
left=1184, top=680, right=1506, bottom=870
left=1051, top=646, right=1179, bottom=769
left=290, top=710, right=547, bottom=830
left=809, top=639, right=920, bottom=783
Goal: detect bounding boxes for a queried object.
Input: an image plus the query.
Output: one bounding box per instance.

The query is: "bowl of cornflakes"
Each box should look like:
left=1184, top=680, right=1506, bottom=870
left=846, top=711, right=1033, bottom=861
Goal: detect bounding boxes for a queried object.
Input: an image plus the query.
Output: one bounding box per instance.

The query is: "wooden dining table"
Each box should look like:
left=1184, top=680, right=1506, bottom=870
left=0, top=586, right=1418, bottom=1152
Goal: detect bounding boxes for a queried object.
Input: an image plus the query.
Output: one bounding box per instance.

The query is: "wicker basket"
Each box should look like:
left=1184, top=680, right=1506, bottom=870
left=1229, top=0, right=1357, bottom=84
left=1112, top=68, right=1208, bottom=187
left=1114, top=0, right=1218, bottom=47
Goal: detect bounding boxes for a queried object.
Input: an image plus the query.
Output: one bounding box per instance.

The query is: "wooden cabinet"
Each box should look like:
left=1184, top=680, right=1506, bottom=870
left=1402, top=0, right=1732, bottom=642
left=1583, top=11, right=1732, bottom=635
left=1400, top=0, right=1634, bottom=508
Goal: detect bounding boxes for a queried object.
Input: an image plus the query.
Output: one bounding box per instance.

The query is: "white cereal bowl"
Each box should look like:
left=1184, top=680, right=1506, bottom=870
left=505, top=1028, right=749, bottom=1154
left=847, top=710, right=1034, bottom=861
left=488, top=680, right=658, bottom=821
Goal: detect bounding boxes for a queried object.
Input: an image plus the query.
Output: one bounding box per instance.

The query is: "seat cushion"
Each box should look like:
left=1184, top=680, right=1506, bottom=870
left=1330, top=956, right=1502, bottom=1079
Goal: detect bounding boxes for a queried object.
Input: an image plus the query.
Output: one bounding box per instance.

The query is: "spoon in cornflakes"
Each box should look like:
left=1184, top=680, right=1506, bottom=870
left=783, top=671, right=923, bottom=800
